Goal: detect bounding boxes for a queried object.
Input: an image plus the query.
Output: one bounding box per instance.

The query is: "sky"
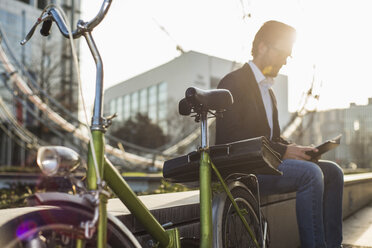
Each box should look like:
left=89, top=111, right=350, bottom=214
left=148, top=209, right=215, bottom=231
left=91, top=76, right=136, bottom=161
left=79, top=0, right=372, bottom=112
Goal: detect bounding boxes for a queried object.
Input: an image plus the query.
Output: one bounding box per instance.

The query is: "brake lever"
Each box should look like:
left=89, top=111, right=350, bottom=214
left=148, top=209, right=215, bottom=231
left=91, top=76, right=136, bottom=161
left=20, top=12, right=51, bottom=45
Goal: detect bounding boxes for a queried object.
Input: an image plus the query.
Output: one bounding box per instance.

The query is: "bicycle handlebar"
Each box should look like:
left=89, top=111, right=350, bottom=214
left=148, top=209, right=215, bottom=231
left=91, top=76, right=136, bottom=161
left=20, top=0, right=112, bottom=132
left=21, top=0, right=113, bottom=45
left=83, top=0, right=112, bottom=31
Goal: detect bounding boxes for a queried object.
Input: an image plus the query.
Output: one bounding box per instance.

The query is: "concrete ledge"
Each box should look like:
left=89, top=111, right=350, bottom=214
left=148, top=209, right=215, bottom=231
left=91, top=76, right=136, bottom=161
left=0, top=173, right=370, bottom=247
left=343, top=173, right=372, bottom=218
left=108, top=191, right=200, bottom=244
left=106, top=172, right=372, bottom=247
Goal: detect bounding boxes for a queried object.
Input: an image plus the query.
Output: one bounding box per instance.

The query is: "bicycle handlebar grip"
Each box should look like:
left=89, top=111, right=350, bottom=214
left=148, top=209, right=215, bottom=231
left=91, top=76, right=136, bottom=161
left=179, top=98, right=192, bottom=116
left=40, top=20, right=53, bottom=36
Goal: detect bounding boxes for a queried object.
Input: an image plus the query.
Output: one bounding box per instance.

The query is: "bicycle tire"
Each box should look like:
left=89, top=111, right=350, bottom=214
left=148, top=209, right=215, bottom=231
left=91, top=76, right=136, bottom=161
left=0, top=206, right=140, bottom=248
left=212, top=181, right=262, bottom=248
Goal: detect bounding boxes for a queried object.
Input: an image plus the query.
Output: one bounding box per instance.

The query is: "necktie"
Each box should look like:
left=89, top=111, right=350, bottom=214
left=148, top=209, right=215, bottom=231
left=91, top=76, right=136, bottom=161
left=259, top=78, right=274, bottom=139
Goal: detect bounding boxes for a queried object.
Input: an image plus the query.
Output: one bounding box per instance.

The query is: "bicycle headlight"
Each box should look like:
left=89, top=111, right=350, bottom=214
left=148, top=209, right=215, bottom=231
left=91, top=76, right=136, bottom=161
left=37, top=146, right=81, bottom=176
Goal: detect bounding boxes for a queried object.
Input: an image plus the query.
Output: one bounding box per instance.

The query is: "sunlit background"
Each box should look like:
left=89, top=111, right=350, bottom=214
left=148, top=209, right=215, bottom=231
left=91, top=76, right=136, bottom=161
left=1, top=4, right=372, bottom=244
left=80, top=0, right=372, bottom=112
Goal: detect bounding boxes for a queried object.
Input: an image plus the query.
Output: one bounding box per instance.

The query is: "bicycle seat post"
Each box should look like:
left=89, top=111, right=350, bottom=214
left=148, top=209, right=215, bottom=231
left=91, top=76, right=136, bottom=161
left=177, top=87, right=234, bottom=247
left=200, top=111, right=209, bottom=149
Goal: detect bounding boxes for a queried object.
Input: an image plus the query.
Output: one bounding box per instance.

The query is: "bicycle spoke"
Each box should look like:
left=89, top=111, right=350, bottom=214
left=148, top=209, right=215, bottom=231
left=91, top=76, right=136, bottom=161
left=221, top=187, right=262, bottom=248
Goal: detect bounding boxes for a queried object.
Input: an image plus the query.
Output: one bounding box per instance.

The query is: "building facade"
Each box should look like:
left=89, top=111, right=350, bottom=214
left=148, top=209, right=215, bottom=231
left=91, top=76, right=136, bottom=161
left=299, top=99, right=372, bottom=169
left=104, top=51, right=290, bottom=140
left=0, top=0, right=81, bottom=166
left=0, top=0, right=81, bottom=116
left=104, top=51, right=240, bottom=134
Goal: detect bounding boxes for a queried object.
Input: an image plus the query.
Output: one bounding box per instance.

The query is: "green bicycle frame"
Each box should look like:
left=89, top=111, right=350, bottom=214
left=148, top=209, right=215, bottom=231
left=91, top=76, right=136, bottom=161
left=104, top=157, right=180, bottom=248
left=210, top=160, right=260, bottom=248
left=198, top=111, right=259, bottom=248
left=83, top=17, right=180, bottom=247
left=87, top=130, right=180, bottom=248
left=87, top=131, right=108, bottom=248
left=82, top=8, right=258, bottom=247
left=84, top=113, right=258, bottom=248
left=199, top=150, right=259, bottom=248
left=199, top=150, right=213, bottom=247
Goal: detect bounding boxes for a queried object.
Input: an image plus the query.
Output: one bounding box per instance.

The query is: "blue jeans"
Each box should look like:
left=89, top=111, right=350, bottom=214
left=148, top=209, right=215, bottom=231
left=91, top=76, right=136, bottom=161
left=257, top=159, right=344, bottom=248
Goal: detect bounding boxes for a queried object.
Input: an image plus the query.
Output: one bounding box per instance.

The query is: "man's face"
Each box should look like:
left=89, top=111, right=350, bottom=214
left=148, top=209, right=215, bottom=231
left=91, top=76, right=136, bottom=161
left=261, top=39, right=293, bottom=77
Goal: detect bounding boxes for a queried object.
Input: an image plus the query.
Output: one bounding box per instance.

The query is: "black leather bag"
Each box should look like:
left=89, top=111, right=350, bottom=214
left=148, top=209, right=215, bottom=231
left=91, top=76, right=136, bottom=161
left=163, top=136, right=282, bottom=183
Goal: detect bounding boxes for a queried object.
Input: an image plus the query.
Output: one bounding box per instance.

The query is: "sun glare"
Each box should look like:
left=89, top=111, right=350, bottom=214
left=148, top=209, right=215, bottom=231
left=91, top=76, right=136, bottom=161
left=284, top=0, right=372, bottom=111
left=81, top=0, right=372, bottom=112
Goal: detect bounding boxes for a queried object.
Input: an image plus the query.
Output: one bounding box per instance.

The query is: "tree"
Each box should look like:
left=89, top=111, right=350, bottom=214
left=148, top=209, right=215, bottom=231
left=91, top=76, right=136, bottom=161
left=110, top=113, right=168, bottom=150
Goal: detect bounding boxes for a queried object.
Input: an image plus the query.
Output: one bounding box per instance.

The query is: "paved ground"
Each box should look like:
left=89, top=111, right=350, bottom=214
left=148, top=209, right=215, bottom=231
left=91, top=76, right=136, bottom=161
left=343, top=203, right=372, bottom=247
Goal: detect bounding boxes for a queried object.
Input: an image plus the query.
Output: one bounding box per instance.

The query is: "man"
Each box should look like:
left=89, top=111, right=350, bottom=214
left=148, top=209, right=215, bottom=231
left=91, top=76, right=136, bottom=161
left=216, top=20, right=344, bottom=248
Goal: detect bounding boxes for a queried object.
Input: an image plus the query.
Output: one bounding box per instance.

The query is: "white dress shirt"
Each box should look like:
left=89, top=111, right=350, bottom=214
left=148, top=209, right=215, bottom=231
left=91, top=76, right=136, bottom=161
left=248, top=61, right=275, bottom=139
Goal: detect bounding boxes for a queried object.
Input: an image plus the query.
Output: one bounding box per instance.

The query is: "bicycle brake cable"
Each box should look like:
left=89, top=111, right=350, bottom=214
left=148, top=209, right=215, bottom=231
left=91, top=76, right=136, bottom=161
left=50, top=4, right=103, bottom=186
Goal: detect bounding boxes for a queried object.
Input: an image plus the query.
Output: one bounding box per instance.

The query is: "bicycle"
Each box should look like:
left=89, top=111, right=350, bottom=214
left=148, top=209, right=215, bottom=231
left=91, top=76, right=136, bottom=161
left=0, top=1, right=281, bottom=247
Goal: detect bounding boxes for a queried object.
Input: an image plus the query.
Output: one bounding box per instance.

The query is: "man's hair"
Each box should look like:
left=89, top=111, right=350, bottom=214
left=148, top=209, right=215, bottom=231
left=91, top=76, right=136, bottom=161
left=251, top=20, right=296, bottom=57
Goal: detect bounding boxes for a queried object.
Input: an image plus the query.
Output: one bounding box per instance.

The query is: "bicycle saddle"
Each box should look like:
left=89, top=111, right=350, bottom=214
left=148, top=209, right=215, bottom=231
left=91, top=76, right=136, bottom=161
left=179, top=87, right=233, bottom=115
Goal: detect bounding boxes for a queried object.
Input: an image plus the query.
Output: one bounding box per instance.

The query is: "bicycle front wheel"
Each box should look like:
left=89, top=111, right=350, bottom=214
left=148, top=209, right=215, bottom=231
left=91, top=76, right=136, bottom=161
left=0, top=206, right=140, bottom=248
left=213, top=181, right=262, bottom=248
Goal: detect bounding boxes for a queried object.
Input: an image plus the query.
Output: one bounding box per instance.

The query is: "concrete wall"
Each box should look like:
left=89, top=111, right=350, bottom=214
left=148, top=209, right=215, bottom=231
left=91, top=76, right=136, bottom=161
left=261, top=193, right=299, bottom=247
left=343, top=173, right=372, bottom=218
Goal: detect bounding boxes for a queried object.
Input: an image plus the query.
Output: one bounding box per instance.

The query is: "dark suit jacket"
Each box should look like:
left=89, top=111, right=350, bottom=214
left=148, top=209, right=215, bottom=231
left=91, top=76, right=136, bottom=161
left=215, top=63, right=289, bottom=158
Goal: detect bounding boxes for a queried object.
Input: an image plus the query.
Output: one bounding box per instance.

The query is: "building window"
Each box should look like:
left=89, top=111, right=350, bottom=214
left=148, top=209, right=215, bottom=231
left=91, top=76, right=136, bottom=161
left=131, top=91, right=139, bottom=117
left=17, top=0, right=31, bottom=4
left=158, top=82, right=167, bottom=100
left=148, top=85, right=157, bottom=122
left=110, top=82, right=168, bottom=131
left=110, top=99, right=116, bottom=114
left=123, top=95, right=130, bottom=120
left=158, top=82, right=167, bottom=130
left=117, top=97, right=123, bottom=121
left=38, top=0, right=48, bottom=9
left=6, top=12, right=18, bottom=26
left=139, top=88, right=148, bottom=114
left=354, top=120, right=360, bottom=131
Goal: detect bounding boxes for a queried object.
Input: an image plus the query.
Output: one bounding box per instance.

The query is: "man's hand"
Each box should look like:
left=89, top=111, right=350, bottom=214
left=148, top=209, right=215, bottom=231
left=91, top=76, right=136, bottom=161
left=282, top=144, right=318, bottom=161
